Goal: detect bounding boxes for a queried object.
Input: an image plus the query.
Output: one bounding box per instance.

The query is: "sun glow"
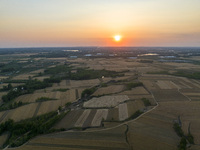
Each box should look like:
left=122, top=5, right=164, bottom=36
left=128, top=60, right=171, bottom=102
left=114, top=35, right=121, bottom=42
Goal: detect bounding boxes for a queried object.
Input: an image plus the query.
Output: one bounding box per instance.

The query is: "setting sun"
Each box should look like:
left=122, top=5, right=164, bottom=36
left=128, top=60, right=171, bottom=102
left=114, top=35, right=121, bottom=42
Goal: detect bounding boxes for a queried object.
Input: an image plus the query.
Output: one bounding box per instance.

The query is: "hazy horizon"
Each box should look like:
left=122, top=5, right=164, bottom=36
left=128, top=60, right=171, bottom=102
left=1, top=0, right=200, bottom=48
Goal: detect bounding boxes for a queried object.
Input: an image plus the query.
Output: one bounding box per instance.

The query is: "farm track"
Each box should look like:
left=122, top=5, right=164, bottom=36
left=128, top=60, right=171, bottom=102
left=26, top=142, right=128, bottom=150
left=0, top=110, right=9, bottom=123
left=33, top=102, right=42, bottom=117
left=75, top=89, right=79, bottom=99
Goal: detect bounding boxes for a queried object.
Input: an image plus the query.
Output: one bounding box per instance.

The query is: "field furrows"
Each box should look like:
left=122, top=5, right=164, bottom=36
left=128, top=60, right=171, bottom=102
left=106, top=108, right=119, bottom=121
left=74, top=109, right=91, bottom=127
left=82, top=109, right=97, bottom=128
left=151, top=89, right=189, bottom=102
left=2, top=103, right=38, bottom=122
left=83, top=95, right=129, bottom=108
left=54, top=110, right=84, bottom=129
left=91, top=109, right=108, bottom=127
left=33, top=102, right=42, bottom=117
left=118, top=103, right=128, bottom=121
left=93, top=85, right=125, bottom=96
left=0, top=110, right=9, bottom=123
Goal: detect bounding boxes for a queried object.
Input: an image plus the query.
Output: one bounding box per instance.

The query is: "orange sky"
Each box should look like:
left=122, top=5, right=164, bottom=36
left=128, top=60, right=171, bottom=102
left=0, top=0, right=200, bottom=47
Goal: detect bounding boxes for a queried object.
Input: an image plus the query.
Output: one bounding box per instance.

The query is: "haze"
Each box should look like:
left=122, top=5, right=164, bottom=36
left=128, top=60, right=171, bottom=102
left=0, top=0, right=200, bottom=47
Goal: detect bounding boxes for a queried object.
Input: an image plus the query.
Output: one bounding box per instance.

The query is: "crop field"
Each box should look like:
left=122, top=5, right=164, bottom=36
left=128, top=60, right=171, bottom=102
left=93, top=85, right=125, bottom=96
left=127, top=104, right=180, bottom=150
left=16, top=89, right=77, bottom=104
left=91, top=109, right=108, bottom=127
left=151, top=89, right=189, bottom=102
left=156, top=80, right=177, bottom=89
left=29, top=69, right=45, bottom=74
left=74, top=109, right=91, bottom=127
left=0, top=76, right=8, bottom=80
left=0, top=132, right=9, bottom=148
left=1, top=103, right=38, bottom=123
left=15, top=92, right=57, bottom=103
left=69, top=79, right=100, bottom=88
left=126, top=100, right=145, bottom=118
left=55, top=99, right=144, bottom=129
left=13, top=125, right=129, bottom=150
left=36, top=100, right=62, bottom=116
left=54, top=109, right=85, bottom=129
left=1, top=51, right=200, bottom=150
left=159, top=101, right=200, bottom=145
left=12, top=74, right=34, bottom=80
left=119, top=87, right=153, bottom=103
left=83, top=95, right=129, bottom=108
left=34, top=75, right=50, bottom=81
left=118, top=103, right=128, bottom=121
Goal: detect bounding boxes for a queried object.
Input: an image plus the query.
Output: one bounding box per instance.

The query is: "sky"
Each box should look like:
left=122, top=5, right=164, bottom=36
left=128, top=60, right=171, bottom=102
left=0, top=0, right=200, bottom=48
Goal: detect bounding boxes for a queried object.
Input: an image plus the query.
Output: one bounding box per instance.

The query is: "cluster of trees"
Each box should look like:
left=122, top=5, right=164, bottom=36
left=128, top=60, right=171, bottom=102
left=0, top=83, right=12, bottom=91
left=141, top=98, right=151, bottom=107
left=52, top=88, right=69, bottom=92
left=172, top=71, right=200, bottom=80
left=129, top=110, right=143, bottom=120
left=0, top=111, right=66, bottom=147
left=71, top=69, right=123, bottom=80
left=0, top=101, right=24, bottom=111
left=173, top=122, right=194, bottom=150
left=81, top=87, right=97, bottom=98
left=2, top=79, right=52, bottom=103
left=126, top=82, right=143, bottom=90
left=43, top=65, right=124, bottom=81
left=35, top=97, right=56, bottom=102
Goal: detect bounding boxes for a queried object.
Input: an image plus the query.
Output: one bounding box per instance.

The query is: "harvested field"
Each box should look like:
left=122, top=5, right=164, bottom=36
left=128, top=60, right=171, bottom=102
left=14, top=125, right=128, bottom=150
left=34, top=76, right=50, bottom=81
left=74, top=109, right=91, bottom=127
left=54, top=109, right=84, bottom=129
left=0, top=76, right=8, bottom=80
left=156, top=80, right=177, bottom=89
left=83, top=95, right=129, bottom=108
left=92, top=85, right=125, bottom=96
left=0, top=111, right=9, bottom=123
left=152, top=89, right=189, bottom=102
left=91, top=109, right=108, bottom=127
left=127, top=105, right=180, bottom=150
left=12, top=74, right=34, bottom=80
left=15, top=92, right=58, bottom=103
left=106, top=108, right=119, bottom=121
left=126, top=86, right=149, bottom=95
left=126, top=100, right=145, bottom=118
left=69, top=79, right=100, bottom=88
left=146, top=101, right=200, bottom=145
left=16, top=89, right=76, bottom=105
left=1, top=103, right=38, bottom=122
left=36, top=100, right=61, bottom=116
left=118, top=103, right=128, bottom=121
left=30, top=69, right=45, bottom=74
left=0, top=132, right=9, bottom=148
left=82, top=109, right=97, bottom=128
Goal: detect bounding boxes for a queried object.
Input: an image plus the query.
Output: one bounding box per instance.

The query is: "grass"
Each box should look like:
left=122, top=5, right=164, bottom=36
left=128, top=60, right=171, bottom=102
left=35, top=97, right=57, bottom=102
left=52, top=88, right=69, bottom=92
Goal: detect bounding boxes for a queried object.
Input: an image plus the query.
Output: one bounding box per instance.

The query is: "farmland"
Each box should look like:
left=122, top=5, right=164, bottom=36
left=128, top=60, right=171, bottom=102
left=0, top=47, right=200, bottom=150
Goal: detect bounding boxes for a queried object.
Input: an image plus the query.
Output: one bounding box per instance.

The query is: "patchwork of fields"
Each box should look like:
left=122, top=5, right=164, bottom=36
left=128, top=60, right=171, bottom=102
left=1, top=56, right=200, bottom=150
